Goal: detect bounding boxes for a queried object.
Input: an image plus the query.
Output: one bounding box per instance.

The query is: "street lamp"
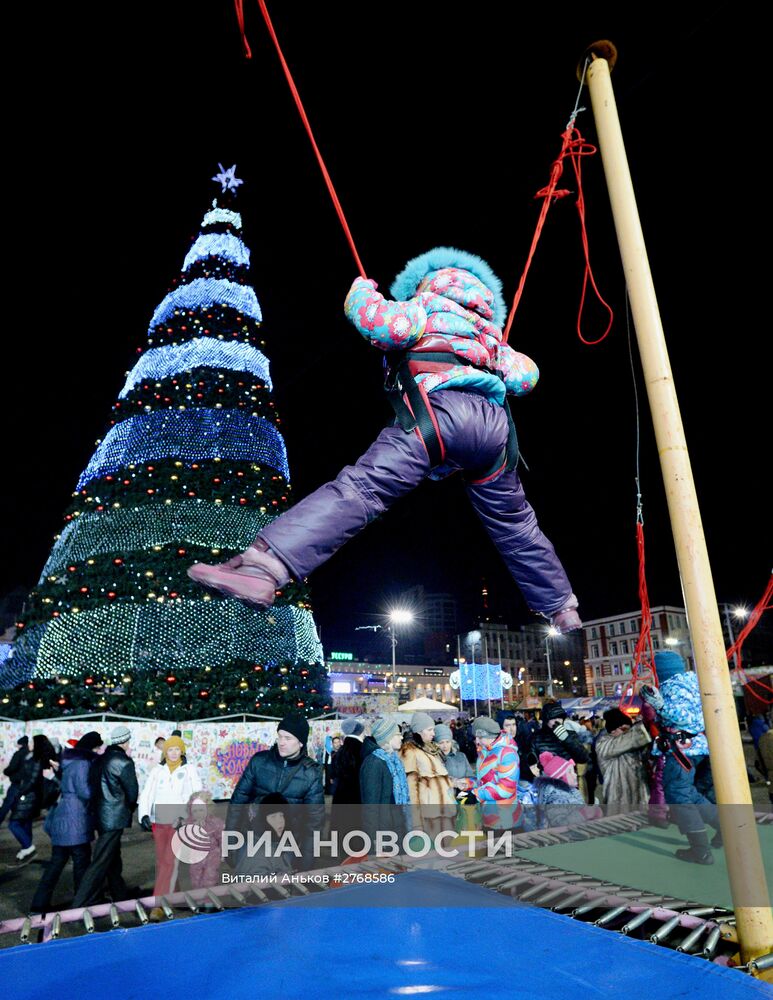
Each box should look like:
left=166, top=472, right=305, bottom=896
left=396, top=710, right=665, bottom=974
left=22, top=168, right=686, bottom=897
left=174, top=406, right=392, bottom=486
left=356, top=609, right=414, bottom=692
left=545, top=625, right=560, bottom=698
left=722, top=603, right=749, bottom=667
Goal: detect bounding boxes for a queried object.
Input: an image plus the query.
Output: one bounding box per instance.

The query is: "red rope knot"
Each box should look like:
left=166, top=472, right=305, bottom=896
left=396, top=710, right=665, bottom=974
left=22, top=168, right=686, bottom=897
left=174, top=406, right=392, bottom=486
left=503, top=125, right=612, bottom=345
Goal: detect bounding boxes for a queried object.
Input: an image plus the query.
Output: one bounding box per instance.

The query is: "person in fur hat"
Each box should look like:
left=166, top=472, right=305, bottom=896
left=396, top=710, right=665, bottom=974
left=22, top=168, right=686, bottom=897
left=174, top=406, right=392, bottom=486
left=188, top=248, right=580, bottom=633
left=399, top=713, right=456, bottom=838
left=594, top=708, right=652, bottom=816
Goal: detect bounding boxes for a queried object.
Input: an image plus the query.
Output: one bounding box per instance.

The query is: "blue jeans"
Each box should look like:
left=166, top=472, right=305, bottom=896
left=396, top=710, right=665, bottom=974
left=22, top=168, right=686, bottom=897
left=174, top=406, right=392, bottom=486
left=0, top=785, right=20, bottom=825
left=9, top=818, right=33, bottom=849
left=662, top=753, right=719, bottom=835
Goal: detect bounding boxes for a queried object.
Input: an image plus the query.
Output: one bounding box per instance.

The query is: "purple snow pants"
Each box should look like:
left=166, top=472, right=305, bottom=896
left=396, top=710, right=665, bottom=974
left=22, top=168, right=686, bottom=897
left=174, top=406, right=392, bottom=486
left=260, top=390, right=574, bottom=616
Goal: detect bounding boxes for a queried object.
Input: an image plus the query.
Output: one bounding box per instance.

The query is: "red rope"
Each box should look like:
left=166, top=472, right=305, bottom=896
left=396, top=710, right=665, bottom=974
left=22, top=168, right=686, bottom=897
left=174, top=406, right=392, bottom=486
left=621, top=519, right=657, bottom=710
left=503, top=126, right=613, bottom=346
left=233, top=0, right=252, bottom=59
left=727, top=574, right=773, bottom=704
left=233, top=1, right=367, bottom=278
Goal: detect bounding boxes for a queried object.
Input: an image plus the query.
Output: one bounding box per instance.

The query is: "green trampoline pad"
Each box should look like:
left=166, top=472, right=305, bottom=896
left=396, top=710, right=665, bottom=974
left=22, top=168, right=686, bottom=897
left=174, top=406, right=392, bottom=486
left=516, top=824, right=773, bottom=910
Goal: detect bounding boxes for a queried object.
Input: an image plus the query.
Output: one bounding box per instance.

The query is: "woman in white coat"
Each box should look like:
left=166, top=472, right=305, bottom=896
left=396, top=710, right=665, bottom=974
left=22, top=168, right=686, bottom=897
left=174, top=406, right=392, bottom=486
left=138, top=735, right=202, bottom=914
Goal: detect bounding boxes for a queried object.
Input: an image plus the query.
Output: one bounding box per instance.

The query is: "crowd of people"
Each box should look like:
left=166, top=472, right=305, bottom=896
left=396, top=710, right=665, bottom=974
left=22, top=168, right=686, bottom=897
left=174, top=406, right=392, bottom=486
left=1, top=648, right=762, bottom=917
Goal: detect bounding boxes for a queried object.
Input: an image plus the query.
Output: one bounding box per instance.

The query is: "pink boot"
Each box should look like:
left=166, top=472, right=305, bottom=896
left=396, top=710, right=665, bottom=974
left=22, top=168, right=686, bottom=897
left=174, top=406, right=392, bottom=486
left=187, top=539, right=291, bottom=607
left=551, top=595, right=582, bottom=633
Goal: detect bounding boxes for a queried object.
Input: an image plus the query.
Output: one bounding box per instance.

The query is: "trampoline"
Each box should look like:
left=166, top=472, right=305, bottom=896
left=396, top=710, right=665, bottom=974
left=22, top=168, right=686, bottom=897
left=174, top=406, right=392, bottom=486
left=2, top=871, right=768, bottom=1000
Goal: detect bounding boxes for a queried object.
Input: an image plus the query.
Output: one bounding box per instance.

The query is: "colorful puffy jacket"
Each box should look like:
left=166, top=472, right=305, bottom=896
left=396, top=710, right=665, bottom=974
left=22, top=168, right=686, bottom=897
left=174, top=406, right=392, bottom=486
left=344, top=247, right=539, bottom=405
left=651, top=672, right=708, bottom=757
left=458, top=732, right=522, bottom=829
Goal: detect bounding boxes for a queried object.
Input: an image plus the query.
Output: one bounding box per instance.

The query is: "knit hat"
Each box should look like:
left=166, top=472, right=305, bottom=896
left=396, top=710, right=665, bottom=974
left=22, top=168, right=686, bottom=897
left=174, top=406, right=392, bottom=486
left=164, top=735, right=186, bottom=754
left=542, top=701, right=567, bottom=723
left=76, top=731, right=103, bottom=751
left=539, top=751, right=573, bottom=781
left=471, top=716, right=500, bottom=737
left=604, top=708, right=632, bottom=733
left=341, top=717, right=364, bottom=737
left=434, top=724, right=453, bottom=742
left=390, top=247, right=507, bottom=327
left=654, top=649, right=687, bottom=683
left=410, top=712, right=435, bottom=734
left=109, top=725, right=131, bottom=746
left=371, top=717, right=399, bottom=746
left=277, top=713, right=310, bottom=746
left=17, top=735, right=28, bottom=746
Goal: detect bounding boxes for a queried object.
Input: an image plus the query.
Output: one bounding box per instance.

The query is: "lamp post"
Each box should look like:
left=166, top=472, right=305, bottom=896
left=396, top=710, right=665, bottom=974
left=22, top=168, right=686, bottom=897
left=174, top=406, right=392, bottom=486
left=357, top=610, right=414, bottom=694
left=721, top=603, right=749, bottom=668
left=545, top=626, right=560, bottom=698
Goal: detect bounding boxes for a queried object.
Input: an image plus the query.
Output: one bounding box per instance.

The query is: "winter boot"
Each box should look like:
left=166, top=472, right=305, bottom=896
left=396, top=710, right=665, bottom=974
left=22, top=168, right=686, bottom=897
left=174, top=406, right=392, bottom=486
left=551, top=595, right=582, bottom=634
left=710, top=828, right=723, bottom=849
left=187, top=538, right=291, bottom=607
left=675, top=830, right=715, bottom=865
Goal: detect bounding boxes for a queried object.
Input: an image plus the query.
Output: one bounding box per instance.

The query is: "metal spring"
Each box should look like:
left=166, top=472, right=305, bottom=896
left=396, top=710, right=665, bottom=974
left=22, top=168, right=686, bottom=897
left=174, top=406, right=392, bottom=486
left=702, top=926, right=723, bottom=960
left=748, top=953, right=773, bottom=973
left=250, top=887, right=270, bottom=904
left=649, top=914, right=682, bottom=944
left=533, top=885, right=573, bottom=908
left=159, top=897, right=175, bottom=920
left=621, top=908, right=654, bottom=935
left=595, top=905, right=629, bottom=928
left=133, top=902, right=148, bottom=925
left=572, top=898, right=605, bottom=918
left=553, top=890, right=590, bottom=912
left=20, top=917, right=31, bottom=944
left=183, top=892, right=199, bottom=913
left=109, top=904, right=121, bottom=928
left=205, top=890, right=224, bottom=910
left=228, top=886, right=247, bottom=906
left=51, top=914, right=62, bottom=940
left=676, top=924, right=707, bottom=953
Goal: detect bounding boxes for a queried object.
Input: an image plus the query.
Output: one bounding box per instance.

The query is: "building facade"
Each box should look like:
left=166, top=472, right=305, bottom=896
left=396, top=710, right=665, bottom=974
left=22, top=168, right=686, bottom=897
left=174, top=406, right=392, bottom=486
left=583, top=605, right=693, bottom=698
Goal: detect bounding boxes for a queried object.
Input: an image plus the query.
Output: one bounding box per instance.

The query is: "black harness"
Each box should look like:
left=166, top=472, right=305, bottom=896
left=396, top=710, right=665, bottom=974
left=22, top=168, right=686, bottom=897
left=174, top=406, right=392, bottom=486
left=384, top=351, right=519, bottom=483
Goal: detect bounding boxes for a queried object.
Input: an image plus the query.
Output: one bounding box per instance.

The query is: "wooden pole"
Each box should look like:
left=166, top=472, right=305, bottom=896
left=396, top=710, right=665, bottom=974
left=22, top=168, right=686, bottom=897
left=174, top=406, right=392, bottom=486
left=582, top=42, right=773, bottom=970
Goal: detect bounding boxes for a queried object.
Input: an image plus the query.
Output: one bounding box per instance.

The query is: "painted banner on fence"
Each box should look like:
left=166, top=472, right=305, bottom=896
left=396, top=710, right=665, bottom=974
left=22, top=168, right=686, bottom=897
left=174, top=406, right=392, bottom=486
left=0, top=717, right=357, bottom=801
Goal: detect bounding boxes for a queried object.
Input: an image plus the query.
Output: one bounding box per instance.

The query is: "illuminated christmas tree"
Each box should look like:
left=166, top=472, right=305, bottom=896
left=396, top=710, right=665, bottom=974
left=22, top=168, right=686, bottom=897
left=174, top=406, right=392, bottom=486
left=9, top=166, right=324, bottom=693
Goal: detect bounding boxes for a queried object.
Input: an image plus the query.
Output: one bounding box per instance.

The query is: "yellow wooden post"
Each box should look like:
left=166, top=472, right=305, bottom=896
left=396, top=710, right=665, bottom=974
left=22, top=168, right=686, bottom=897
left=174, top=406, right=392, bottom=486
left=582, top=41, right=772, bottom=972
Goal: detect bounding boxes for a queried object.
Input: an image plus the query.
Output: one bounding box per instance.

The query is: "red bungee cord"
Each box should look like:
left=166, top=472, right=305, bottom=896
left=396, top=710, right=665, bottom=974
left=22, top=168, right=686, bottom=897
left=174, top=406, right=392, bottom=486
left=727, top=573, right=773, bottom=704
left=502, top=121, right=614, bottom=346
left=233, top=0, right=367, bottom=279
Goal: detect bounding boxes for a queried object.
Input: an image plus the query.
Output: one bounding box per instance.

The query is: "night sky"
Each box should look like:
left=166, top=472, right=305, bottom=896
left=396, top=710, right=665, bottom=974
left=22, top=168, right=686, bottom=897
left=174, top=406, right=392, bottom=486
left=3, top=2, right=769, bottom=653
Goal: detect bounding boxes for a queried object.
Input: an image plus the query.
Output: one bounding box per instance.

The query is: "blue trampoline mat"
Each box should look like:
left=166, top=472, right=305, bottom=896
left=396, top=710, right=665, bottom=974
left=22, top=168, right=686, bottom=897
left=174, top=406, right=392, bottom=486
left=2, top=872, right=768, bottom=1000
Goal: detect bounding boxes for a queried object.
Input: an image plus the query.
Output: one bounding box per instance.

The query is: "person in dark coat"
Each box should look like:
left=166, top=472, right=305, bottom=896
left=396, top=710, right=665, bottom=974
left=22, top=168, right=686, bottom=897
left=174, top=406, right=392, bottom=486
left=29, top=732, right=103, bottom=914
left=332, top=717, right=367, bottom=805
left=227, top=714, right=324, bottom=869
left=1, top=735, right=29, bottom=827
left=71, top=726, right=139, bottom=907
left=360, top=718, right=411, bottom=854
left=531, top=701, right=589, bottom=767
left=9, top=735, right=58, bottom=861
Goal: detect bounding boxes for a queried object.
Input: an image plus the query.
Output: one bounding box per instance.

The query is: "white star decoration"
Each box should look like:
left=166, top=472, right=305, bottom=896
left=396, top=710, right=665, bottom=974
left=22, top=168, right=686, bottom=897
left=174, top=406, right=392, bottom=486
left=212, top=163, right=244, bottom=193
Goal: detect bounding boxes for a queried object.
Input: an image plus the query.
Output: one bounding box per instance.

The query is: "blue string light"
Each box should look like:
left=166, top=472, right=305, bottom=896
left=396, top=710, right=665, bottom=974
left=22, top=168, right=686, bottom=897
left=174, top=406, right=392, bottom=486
left=77, top=410, right=290, bottom=490
left=10, top=602, right=322, bottom=681
left=202, top=206, right=242, bottom=229
left=149, top=278, right=262, bottom=331
left=41, top=503, right=275, bottom=579
left=118, top=339, right=272, bottom=397
left=182, top=233, right=250, bottom=272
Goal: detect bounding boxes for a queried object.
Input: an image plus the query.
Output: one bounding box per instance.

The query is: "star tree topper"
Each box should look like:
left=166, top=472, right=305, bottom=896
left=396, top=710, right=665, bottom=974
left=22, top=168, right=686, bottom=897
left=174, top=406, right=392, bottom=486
left=212, top=163, right=244, bottom=193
